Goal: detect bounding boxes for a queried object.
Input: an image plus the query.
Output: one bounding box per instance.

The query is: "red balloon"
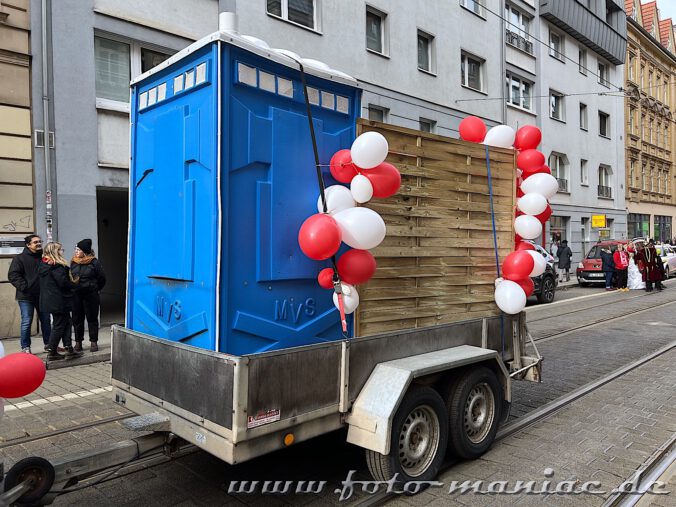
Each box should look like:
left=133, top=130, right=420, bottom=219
left=516, top=186, right=524, bottom=198
left=363, top=162, right=401, bottom=199
left=523, top=164, right=551, bottom=178
left=516, top=241, right=535, bottom=251
left=517, top=149, right=545, bottom=171
left=330, top=149, right=359, bottom=183
left=0, top=353, right=46, bottom=398
left=298, top=214, right=342, bottom=261
left=318, top=268, right=335, bottom=289
left=337, top=249, right=377, bottom=285
left=535, top=204, right=552, bottom=223
left=502, top=251, right=535, bottom=282
left=515, top=233, right=523, bottom=246
left=514, top=126, right=542, bottom=151
left=515, top=277, right=535, bottom=297
left=459, top=116, right=487, bottom=143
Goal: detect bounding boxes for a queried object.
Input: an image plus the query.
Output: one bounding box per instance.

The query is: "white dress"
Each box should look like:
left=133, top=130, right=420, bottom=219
left=627, top=257, right=645, bottom=290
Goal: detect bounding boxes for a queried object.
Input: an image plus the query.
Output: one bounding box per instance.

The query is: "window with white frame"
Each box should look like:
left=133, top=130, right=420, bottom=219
left=579, top=103, right=588, bottom=130
left=419, top=118, right=436, bottom=133
left=642, top=164, right=647, bottom=190
left=505, top=4, right=532, bottom=53
left=549, top=30, right=564, bottom=61
left=366, top=6, right=387, bottom=55
left=460, top=0, right=485, bottom=17
left=550, top=90, right=565, bottom=121
left=267, top=0, right=317, bottom=30
left=368, top=104, right=388, bottom=122
left=505, top=72, right=532, bottom=110
left=598, top=61, right=609, bottom=87
left=579, top=48, right=587, bottom=75
left=141, top=48, right=170, bottom=73
left=598, top=165, right=612, bottom=198
left=417, top=30, right=435, bottom=73
left=628, top=53, right=635, bottom=81
left=657, top=122, right=662, bottom=147
left=649, top=118, right=654, bottom=144
left=599, top=111, right=610, bottom=138
left=580, top=159, right=588, bottom=186
left=629, top=159, right=636, bottom=187
left=629, top=106, right=635, bottom=134
left=549, top=152, right=568, bottom=192
left=95, top=37, right=131, bottom=102
left=461, top=52, right=484, bottom=92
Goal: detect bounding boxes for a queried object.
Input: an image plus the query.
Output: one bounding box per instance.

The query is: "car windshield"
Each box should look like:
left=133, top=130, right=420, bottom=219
left=586, top=246, right=601, bottom=259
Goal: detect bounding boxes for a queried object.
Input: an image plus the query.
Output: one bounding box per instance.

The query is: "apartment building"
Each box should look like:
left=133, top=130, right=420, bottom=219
left=624, top=0, right=676, bottom=242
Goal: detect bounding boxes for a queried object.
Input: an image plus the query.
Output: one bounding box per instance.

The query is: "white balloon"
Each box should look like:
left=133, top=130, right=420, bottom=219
left=318, top=185, right=355, bottom=215
left=351, top=132, right=389, bottom=169
left=521, top=173, right=559, bottom=200
left=483, top=125, right=516, bottom=148
left=333, top=283, right=360, bottom=314
left=333, top=207, right=387, bottom=250
left=0, top=340, right=4, bottom=358
left=515, top=215, right=542, bottom=240
left=526, top=250, right=547, bottom=277
left=494, top=277, right=504, bottom=289
left=350, top=174, right=374, bottom=203
left=494, top=280, right=526, bottom=314
left=517, top=192, right=548, bottom=215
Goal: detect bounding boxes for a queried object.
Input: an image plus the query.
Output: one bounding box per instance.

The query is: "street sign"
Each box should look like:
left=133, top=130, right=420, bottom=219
left=0, top=238, right=25, bottom=255
left=591, top=215, right=606, bottom=228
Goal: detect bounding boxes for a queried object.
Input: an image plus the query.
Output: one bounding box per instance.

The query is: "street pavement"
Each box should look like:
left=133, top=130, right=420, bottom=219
left=0, top=280, right=674, bottom=506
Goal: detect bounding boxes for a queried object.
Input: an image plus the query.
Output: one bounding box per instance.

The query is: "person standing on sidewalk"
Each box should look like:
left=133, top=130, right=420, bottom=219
left=39, top=242, right=84, bottom=361
left=600, top=246, right=616, bottom=291
left=613, top=243, right=629, bottom=291
left=556, top=240, right=573, bottom=282
left=635, top=240, right=664, bottom=292
left=71, top=239, right=106, bottom=353
left=7, top=235, right=52, bottom=353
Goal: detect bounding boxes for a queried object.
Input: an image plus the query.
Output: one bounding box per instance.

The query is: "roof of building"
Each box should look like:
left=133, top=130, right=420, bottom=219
left=640, top=1, right=657, bottom=33
left=659, top=18, right=673, bottom=46
left=625, top=0, right=635, bottom=16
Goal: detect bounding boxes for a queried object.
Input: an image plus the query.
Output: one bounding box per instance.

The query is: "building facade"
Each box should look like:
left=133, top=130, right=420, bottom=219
left=0, top=0, right=34, bottom=336
left=624, top=0, right=676, bottom=243
left=538, top=0, right=628, bottom=261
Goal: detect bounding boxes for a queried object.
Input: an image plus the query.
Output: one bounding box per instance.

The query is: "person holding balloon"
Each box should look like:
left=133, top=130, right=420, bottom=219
left=39, top=242, right=85, bottom=361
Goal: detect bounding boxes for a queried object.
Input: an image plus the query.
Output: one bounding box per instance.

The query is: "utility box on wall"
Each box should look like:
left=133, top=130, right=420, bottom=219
left=127, top=32, right=361, bottom=355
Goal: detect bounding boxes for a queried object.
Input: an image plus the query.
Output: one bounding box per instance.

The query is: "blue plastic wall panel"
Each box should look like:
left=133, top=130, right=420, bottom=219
left=220, top=46, right=362, bottom=355
left=128, top=44, right=219, bottom=351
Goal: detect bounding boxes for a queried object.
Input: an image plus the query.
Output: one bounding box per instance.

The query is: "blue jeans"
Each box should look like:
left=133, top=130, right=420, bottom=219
left=18, top=300, right=52, bottom=349
left=604, top=271, right=614, bottom=289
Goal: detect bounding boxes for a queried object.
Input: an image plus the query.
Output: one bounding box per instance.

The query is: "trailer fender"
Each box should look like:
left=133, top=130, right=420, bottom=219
left=345, top=345, right=509, bottom=455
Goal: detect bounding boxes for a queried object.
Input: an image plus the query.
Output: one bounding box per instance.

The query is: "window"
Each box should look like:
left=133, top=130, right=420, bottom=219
left=461, top=0, right=484, bottom=17
left=650, top=168, right=655, bottom=192
left=664, top=80, right=669, bottom=103
left=368, top=104, right=388, bottom=122
left=628, top=213, right=650, bottom=238
left=598, top=62, right=609, bottom=87
left=549, top=216, right=568, bottom=246
left=657, top=122, right=662, bottom=147
left=658, top=169, right=662, bottom=193
left=95, top=37, right=131, bottom=102
left=366, top=7, right=387, bottom=55
left=419, top=118, right=436, bottom=133
left=599, top=111, right=610, bottom=138
left=141, top=48, right=170, bottom=73
left=579, top=48, right=587, bottom=75
left=549, top=153, right=568, bottom=192
left=665, top=126, right=670, bottom=149
left=598, top=165, right=612, bottom=198
left=549, top=30, right=564, bottom=61
left=579, top=103, right=588, bottom=130
left=649, top=118, right=654, bottom=144
left=628, top=106, right=635, bottom=134
left=417, top=30, right=434, bottom=73
left=629, top=159, right=636, bottom=187
left=267, top=0, right=317, bottom=30
left=580, top=159, right=588, bottom=185
left=642, top=164, right=647, bottom=190
left=640, top=65, right=645, bottom=88
left=628, top=53, right=635, bottom=81
left=654, top=216, right=672, bottom=242
left=461, top=52, right=484, bottom=92
left=641, top=114, right=646, bottom=138
left=550, top=90, right=565, bottom=121
left=506, top=73, right=532, bottom=110
left=505, top=4, right=533, bottom=53
left=648, top=71, right=653, bottom=93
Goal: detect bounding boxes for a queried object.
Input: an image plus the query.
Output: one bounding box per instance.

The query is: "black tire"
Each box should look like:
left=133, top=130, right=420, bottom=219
left=578, top=281, right=590, bottom=287
left=446, top=367, right=503, bottom=460
left=537, top=276, right=556, bottom=304
left=3, top=456, right=55, bottom=505
left=665, top=267, right=670, bottom=279
left=366, top=386, right=448, bottom=483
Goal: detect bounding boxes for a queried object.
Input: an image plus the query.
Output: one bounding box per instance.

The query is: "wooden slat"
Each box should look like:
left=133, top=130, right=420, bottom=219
left=355, top=120, right=516, bottom=337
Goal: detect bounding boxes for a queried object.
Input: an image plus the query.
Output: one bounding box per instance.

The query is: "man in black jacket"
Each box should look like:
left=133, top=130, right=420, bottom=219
left=7, top=235, right=52, bottom=353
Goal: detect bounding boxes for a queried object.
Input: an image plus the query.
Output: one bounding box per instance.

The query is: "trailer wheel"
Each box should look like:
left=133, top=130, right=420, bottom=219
left=3, top=456, right=55, bottom=505
left=446, top=367, right=502, bottom=460
left=366, top=386, right=448, bottom=484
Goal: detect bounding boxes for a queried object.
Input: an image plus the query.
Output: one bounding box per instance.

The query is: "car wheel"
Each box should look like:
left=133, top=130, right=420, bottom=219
left=578, top=281, right=590, bottom=287
left=665, top=266, right=670, bottom=279
left=537, top=276, right=556, bottom=303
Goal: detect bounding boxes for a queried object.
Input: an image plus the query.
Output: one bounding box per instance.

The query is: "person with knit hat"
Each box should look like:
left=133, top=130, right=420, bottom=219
left=71, top=238, right=106, bottom=352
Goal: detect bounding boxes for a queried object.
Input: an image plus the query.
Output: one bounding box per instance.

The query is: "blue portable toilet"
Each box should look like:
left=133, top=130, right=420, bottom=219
left=127, top=31, right=362, bottom=355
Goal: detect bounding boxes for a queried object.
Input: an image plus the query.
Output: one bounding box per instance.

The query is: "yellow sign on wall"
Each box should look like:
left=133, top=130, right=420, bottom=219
left=591, top=215, right=607, bottom=228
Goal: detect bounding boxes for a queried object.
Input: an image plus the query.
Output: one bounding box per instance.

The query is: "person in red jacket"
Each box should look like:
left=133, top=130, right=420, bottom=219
left=613, top=243, right=629, bottom=292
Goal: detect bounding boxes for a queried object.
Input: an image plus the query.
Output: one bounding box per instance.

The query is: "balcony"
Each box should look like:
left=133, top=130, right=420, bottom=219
left=506, top=29, right=534, bottom=55
left=557, top=178, right=568, bottom=192
left=598, top=185, right=612, bottom=198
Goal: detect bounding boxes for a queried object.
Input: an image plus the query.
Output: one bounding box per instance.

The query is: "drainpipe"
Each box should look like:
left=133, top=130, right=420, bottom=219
left=218, top=0, right=237, bottom=31
left=41, top=0, right=55, bottom=241
left=500, top=0, right=506, bottom=125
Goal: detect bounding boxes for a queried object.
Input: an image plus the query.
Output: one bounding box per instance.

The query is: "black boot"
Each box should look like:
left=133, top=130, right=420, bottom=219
left=47, top=348, right=65, bottom=361
left=74, top=341, right=83, bottom=352
left=65, top=346, right=84, bottom=360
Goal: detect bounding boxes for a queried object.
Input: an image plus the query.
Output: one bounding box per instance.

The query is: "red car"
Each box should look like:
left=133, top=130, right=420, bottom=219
left=576, top=240, right=629, bottom=286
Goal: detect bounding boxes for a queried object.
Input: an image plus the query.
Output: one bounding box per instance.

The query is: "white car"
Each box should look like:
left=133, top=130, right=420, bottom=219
left=656, top=244, right=676, bottom=278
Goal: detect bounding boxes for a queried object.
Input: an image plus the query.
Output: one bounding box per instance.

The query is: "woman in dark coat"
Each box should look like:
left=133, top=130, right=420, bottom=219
left=71, top=239, right=106, bottom=352
left=39, top=242, right=84, bottom=360
left=635, top=240, right=665, bottom=292
left=556, top=240, right=573, bottom=282
left=600, top=247, right=616, bottom=291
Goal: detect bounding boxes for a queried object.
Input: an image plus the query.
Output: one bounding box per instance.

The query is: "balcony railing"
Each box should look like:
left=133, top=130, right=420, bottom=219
left=506, top=29, right=534, bottom=55
left=557, top=178, right=568, bottom=192
left=598, top=185, right=612, bottom=198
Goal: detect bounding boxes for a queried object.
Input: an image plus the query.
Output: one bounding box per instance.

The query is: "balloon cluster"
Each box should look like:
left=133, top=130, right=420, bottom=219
left=298, top=131, right=401, bottom=317
left=0, top=341, right=47, bottom=420
left=459, top=117, right=557, bottom=315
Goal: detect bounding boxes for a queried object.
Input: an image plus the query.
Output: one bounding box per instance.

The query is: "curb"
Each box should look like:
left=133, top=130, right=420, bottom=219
left=44, top=351, right=111, bottom=370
